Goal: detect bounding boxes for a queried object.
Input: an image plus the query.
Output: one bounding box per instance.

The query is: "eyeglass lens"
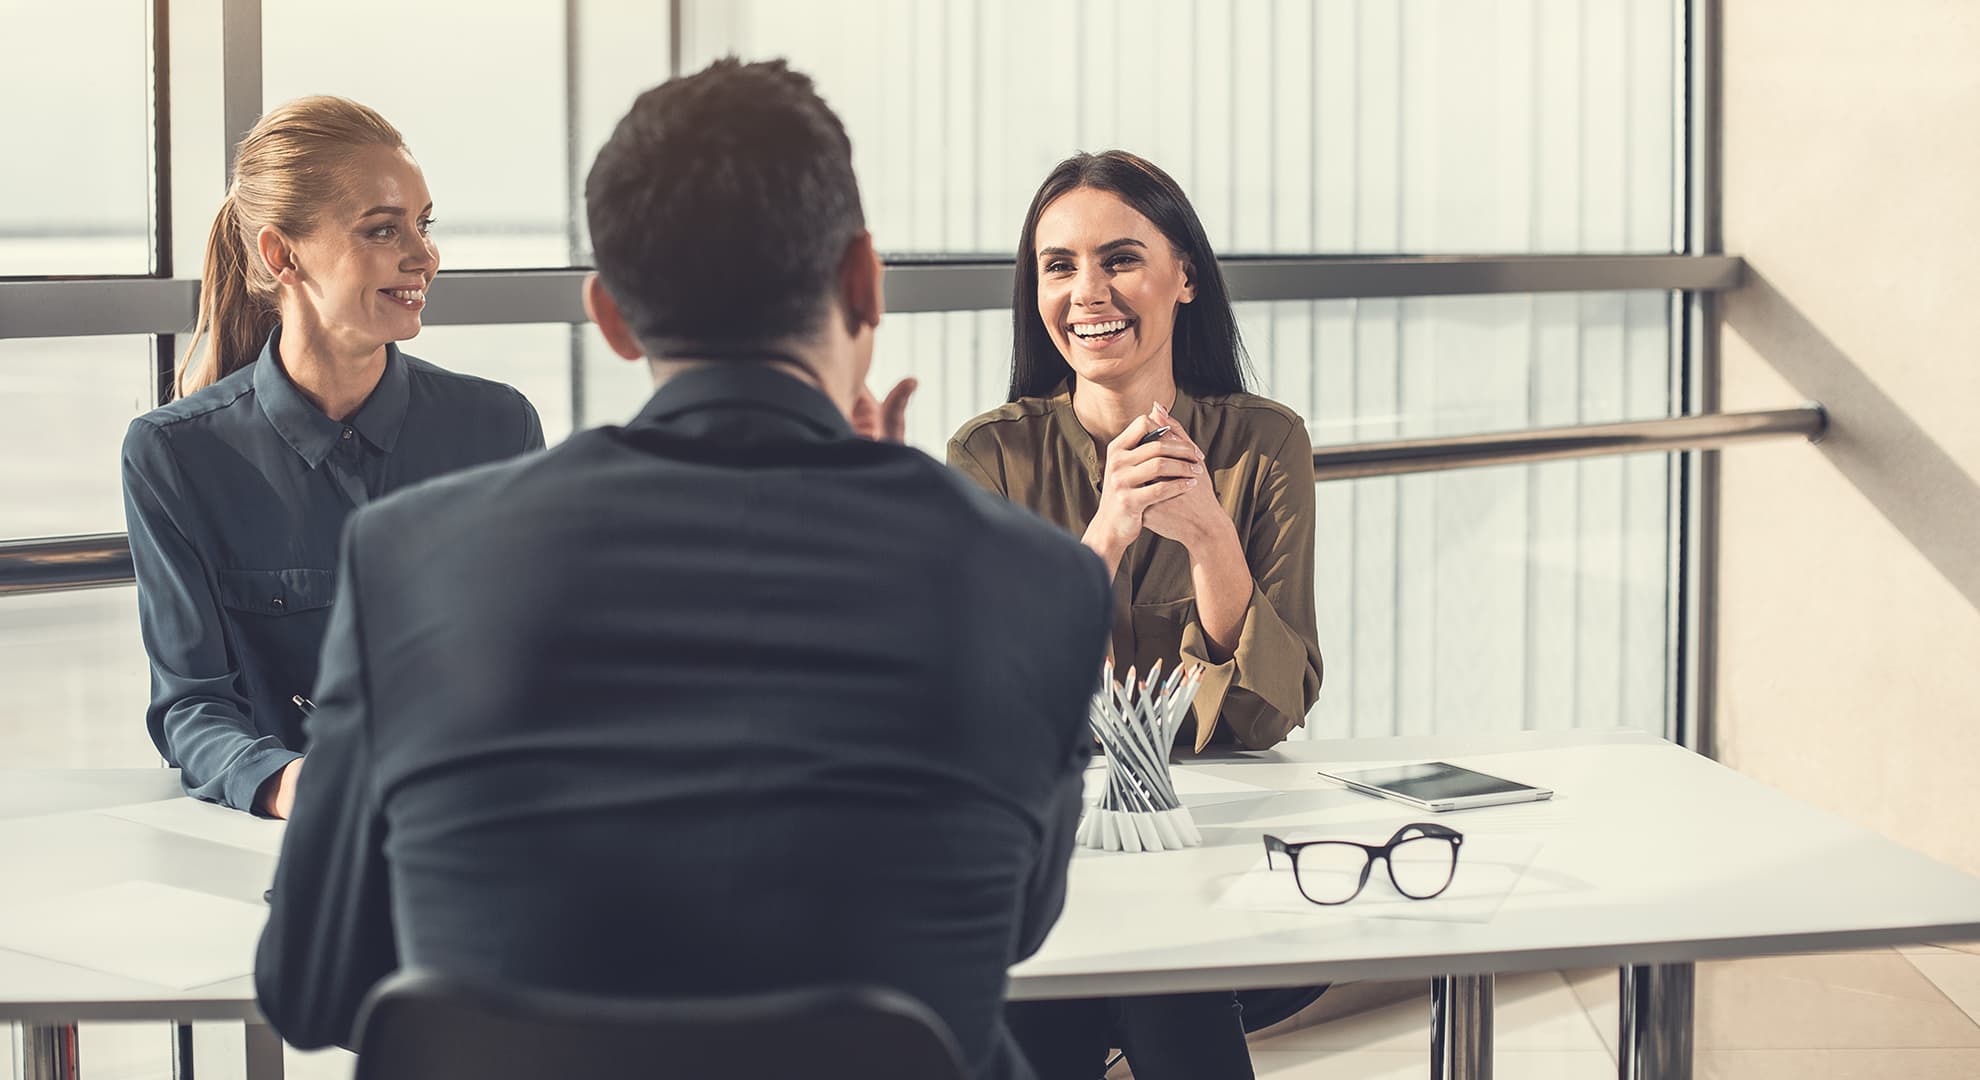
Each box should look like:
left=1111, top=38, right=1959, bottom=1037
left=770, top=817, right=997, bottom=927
left=1287, top=832, right=1460, bottom=904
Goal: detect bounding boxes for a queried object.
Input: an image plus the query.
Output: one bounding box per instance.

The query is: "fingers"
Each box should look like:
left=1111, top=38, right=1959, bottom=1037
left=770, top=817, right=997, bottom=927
left=880, top=377, right=917, bottom=442
left=1122, top=476, right=1195, bottom=511
left=848, top=386, right=879, bottom=439
left=1116, top=454, right=1202, bottom=489
left=1153, top=400, right=1203, bottom=454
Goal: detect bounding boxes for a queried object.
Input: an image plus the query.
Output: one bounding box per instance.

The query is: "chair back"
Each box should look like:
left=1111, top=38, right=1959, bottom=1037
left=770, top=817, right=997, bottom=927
left=353, top=969, right=968, bottom=1080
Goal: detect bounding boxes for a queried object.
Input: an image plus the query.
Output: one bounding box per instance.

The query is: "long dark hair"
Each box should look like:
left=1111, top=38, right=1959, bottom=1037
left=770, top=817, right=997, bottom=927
left=1008, top=150, right=1250, bottom=402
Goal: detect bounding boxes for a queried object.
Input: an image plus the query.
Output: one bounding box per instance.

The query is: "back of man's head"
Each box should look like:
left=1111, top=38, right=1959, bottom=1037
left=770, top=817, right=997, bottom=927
left=586, top=58, right=865, bottom=356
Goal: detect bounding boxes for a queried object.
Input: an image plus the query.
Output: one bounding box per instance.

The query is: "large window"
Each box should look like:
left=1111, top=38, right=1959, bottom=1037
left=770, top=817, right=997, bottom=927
left=0, top=1, right=1699, bottom=768
left=681, top=0, right=1677, bottom=257
left=0, top=3, right=155, bottom=276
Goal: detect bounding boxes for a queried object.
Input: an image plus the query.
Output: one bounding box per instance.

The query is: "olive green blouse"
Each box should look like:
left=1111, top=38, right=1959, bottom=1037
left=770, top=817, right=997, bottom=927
left=948, top=384, right=1323, bottom=751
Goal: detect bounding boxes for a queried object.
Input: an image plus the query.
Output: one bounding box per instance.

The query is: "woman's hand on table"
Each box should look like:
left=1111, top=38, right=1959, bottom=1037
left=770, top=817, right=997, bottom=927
left=258, top=758, right=304, bottom=820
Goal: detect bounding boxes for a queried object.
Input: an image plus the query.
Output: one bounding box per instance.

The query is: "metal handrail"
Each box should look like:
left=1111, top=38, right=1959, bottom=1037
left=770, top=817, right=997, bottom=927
left=1311, top=405, right=1824, bottom=482
left=0, top=405, right=1826, bottom=598
left=0, top=534, right=136, bottom=597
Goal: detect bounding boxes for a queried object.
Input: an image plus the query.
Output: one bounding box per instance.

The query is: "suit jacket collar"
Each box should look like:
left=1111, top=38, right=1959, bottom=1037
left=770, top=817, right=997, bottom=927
left=631, top=363, right=853, bottom=441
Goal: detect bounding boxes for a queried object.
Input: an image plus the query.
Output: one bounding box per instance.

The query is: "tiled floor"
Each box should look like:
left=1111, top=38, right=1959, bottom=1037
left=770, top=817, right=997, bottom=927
left=1115, top=943, right=1980, bottom=1080
left=13, top=945, right=1980, bottom=1078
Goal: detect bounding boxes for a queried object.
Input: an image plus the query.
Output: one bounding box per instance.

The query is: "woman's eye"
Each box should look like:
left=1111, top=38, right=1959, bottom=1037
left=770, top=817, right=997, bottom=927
left=417, top=218, right=436, bottom=236
left=1043, top=260, right=1072, bottom=274
left=370, top=225, right=397, bottom=240
left=1107, top=255, right=1140, bottom=270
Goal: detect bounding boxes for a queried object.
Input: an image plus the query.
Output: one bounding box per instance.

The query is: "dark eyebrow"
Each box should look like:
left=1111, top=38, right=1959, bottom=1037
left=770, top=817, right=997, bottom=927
left=1036, top=238, right=1148, bottom=260
left=357, top=203, right=434, bottom=219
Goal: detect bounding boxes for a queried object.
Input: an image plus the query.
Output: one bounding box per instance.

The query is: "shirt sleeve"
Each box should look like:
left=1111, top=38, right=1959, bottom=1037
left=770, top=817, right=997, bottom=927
left=255, top=511, right=397, bottom=1050
left=946, top=435, right=1007, bottom=497
left=122, top=419, right=301, bottom=812
left=1179, top=421, right=1325, bottom=751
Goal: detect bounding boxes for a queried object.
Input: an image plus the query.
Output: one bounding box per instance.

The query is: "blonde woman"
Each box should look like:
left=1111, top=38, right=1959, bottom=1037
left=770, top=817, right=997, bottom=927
left=122, top=97, right=543, bottom=817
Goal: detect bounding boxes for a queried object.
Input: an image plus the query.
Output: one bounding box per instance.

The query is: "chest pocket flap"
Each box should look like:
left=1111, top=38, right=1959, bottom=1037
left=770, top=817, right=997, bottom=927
left=217, top=567, right=336, bottom=617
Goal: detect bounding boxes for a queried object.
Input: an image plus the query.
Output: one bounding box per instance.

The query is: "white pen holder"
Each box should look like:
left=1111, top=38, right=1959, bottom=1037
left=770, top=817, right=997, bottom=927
left=1079, top=660, right=1206, bottom=853
left=1077, top=804, right=1202, bottom=853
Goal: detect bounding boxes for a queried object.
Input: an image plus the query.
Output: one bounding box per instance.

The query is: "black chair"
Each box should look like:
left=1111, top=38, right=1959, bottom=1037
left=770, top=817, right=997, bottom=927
left=352, top=969, right=968, bottom=1080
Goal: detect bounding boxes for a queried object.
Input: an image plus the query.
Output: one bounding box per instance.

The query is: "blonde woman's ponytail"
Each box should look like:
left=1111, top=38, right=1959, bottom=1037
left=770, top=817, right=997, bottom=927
left=174, top=194, right=276, bottom=401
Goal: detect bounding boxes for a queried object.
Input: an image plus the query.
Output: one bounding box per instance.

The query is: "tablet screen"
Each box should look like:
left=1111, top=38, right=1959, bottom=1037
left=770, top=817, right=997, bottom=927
left=1335, top=761, right=1535, bottom=801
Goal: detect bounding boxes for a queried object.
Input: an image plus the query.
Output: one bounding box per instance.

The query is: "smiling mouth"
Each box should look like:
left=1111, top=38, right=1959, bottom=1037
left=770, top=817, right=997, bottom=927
left=381, top=287, right=426, bottom=309
left=1070, top=318, right=1132, bottom=344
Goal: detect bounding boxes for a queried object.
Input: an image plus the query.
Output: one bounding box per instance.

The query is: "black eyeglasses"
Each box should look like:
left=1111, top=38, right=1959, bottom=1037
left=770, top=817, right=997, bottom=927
left=1262, top=823, right=1464, bottom=905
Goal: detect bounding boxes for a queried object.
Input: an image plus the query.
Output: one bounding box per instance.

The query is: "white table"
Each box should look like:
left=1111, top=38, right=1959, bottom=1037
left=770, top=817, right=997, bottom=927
left=1012, top=730, right=1980, bottom=1078
left=6, top=731, right=1980, bottom=1080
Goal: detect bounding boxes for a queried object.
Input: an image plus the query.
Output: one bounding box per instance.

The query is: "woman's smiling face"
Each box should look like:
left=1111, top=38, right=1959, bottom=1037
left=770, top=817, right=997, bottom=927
left=280, top=145, right=439, bottom=352
left=1033, top=186, right=1195, bottom=388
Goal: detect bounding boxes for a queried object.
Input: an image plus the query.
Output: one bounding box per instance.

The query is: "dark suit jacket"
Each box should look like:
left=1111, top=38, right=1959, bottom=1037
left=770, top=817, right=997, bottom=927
left=254, top=364, right=1112, bottom=1080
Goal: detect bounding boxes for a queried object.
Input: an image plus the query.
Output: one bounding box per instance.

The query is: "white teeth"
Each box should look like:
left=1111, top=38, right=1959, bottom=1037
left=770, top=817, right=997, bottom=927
left=1072, top=319, right=1128, bottom=338
left=386, top=289, right=425, bottom=302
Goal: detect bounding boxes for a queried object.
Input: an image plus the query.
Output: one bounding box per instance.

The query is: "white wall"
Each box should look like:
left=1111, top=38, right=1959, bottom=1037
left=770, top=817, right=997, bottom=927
left=1717, top=0, right=1980, bottom=872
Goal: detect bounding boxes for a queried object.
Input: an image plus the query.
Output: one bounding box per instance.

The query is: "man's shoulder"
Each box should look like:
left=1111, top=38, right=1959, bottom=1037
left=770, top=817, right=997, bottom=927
left=350, top=428, right=598, bottom=546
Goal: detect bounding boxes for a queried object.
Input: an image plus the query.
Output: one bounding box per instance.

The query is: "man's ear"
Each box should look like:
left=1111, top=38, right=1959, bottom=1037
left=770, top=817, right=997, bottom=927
left=582, top=273, right=646, bottom=361
left=838, top=230, right=884, bottom=335
left=257, top=225, right=299, bottom=284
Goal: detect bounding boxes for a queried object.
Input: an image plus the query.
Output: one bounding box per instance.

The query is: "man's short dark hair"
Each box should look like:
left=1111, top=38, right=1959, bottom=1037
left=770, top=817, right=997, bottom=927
left=585, top=58, right=866, bottom=354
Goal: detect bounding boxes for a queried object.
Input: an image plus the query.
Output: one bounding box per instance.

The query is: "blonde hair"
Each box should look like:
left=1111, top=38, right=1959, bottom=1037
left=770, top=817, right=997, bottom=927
left=173, top=96, right=406, bottom=401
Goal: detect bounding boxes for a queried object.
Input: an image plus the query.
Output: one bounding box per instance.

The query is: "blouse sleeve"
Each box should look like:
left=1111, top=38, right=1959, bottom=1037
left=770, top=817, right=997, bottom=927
left=946, top=434, right=1008, bottom=498
left=1179, top=420, right=1324, bottom=750
left=122, top=419, right=301, bottom=811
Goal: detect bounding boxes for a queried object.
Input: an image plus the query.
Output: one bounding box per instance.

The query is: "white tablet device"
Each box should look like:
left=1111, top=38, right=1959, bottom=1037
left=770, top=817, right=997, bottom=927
left=1316, top=761, right=1554, bottom=812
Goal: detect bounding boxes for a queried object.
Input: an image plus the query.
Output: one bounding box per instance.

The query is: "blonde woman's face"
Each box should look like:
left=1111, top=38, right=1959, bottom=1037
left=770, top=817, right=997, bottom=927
left=284, top=146, right=439, bottom=353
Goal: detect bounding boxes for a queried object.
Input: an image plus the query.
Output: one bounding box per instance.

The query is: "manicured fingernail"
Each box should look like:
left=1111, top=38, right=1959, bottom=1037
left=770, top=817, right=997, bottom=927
left=1191, top=463, right=1202, bottom=474
left=1185, top=477, right=1197, bottom=487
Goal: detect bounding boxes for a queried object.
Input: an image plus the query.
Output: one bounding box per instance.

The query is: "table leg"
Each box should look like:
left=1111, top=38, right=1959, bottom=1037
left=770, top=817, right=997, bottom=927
left=244, top=1022, right=285, bottom=1080
left=1429, top=974, right=1494, bottom=1080
left=1618, top=962, right=1695, bottom=1080
left=10, top=1024, right=78, bottom=1080
left=171, top=1022, right=196, bottom=1079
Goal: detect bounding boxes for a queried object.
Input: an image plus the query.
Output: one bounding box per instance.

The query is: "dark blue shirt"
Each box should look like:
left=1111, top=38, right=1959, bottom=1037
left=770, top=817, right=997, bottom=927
left=121, top=328, right=544, bottom=811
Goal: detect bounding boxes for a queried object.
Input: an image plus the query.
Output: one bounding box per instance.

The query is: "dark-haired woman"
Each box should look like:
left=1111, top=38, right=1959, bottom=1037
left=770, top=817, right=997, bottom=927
left=948, top=151, right=1324, bottom=1080
left=121, top=97, right=542, bottom=817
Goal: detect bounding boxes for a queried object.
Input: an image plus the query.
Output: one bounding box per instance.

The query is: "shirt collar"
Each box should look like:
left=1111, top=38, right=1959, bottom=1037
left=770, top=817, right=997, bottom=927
left=1048, top=380, right=1199, bottom=491
left=253, top=325, right=412, bottom=467
left=630, top=362, right=852, bottom=441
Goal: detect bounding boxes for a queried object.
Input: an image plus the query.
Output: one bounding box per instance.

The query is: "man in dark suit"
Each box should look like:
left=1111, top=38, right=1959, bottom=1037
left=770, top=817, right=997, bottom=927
left=254, top=58, right=1111, bottom=1080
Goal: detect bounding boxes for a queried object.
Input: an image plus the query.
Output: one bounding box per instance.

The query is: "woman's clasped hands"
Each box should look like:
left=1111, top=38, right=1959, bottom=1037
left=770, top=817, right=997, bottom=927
left=1084, top=401, right=1232, bottom=567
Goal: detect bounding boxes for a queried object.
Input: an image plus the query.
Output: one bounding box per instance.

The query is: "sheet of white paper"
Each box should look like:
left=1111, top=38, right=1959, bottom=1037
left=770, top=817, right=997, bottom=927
left=0, top=881, right=266, bottom=989
left=1213, top=834, right=1544, bottom=923
left=97, top=797, right=288, bottom=856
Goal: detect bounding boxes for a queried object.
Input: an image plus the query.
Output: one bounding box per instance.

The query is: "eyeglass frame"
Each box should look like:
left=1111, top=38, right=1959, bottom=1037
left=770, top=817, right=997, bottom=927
left=1261, top=822, right=1465, bottom=906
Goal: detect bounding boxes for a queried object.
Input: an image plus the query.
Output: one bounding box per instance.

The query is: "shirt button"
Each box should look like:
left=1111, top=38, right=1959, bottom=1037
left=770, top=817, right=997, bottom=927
left=271, top=596, right=286, bottom=610
left=342, top=428, right=353, bottom=440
